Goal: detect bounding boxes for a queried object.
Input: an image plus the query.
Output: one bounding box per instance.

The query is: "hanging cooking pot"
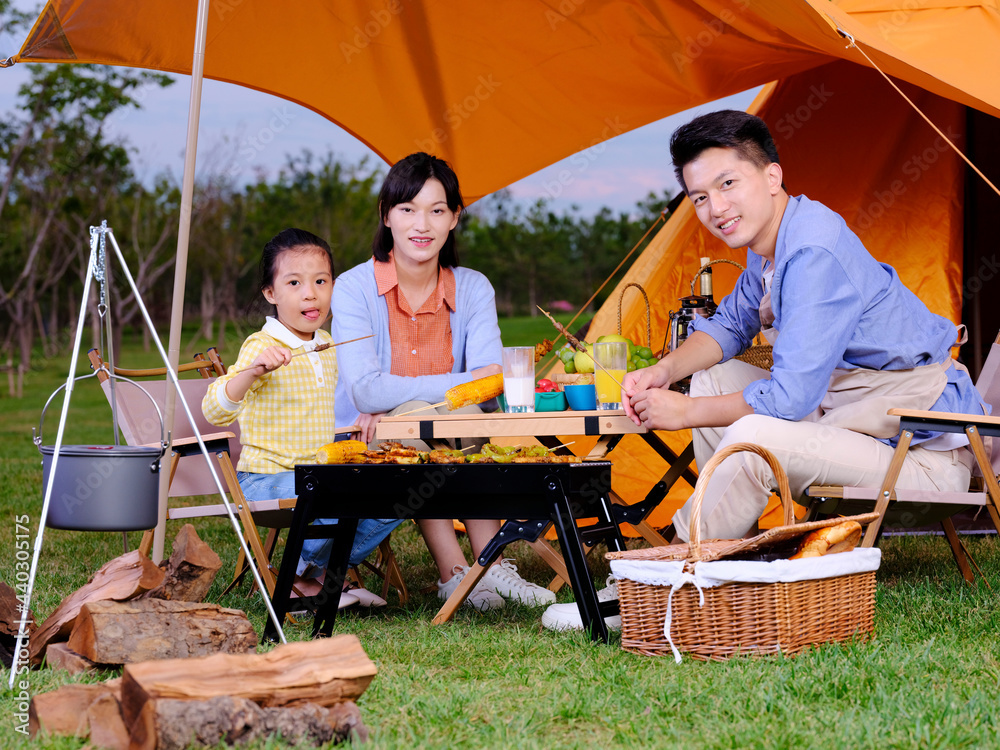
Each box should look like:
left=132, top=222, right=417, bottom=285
left=34, top=373, right=167, bottom=531
left=667, top=294, right=717, bottom=352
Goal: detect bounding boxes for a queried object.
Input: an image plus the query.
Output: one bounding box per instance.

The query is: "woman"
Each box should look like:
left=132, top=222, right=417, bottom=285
left=332, top=152, right=554, bottom=611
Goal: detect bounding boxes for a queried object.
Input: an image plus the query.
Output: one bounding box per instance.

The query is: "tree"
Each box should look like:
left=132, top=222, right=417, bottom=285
left=0, top=54, right=172, bottom=389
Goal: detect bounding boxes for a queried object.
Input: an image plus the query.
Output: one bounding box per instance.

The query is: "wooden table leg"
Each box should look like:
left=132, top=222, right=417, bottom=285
left=431, top=562, right=490, bottom=624
left=941, top=517, right=975, bottom=584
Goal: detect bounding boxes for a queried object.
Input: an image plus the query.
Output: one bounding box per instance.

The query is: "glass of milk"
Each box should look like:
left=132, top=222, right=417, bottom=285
left=501, top=346, right=535, bottom=413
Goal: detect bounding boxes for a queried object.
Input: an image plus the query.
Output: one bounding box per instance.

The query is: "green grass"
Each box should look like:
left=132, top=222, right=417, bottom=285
left=2, top=324, right=1000, bottom=749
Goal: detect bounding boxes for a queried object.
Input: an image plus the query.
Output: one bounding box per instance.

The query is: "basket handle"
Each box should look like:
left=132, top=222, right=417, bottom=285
left=617, top=282, right=651, bottom=347
left=687, top=442, right=793, bottom=561
left=688, top=258, right=746, bottom=296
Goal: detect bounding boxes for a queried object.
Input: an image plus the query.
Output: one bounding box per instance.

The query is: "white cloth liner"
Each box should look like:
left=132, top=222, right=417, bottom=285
left=610, top=548, right=881, bottom=663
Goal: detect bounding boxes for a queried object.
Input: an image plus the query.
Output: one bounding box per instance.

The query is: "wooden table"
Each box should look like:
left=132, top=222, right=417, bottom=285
left=376, top=409, right=698, bottom=551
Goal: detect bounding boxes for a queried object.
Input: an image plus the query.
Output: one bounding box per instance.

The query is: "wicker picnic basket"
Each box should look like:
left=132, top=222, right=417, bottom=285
left=607, top=442, right=879, bottom=661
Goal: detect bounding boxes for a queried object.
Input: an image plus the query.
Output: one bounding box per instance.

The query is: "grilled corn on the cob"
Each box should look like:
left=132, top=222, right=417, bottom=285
left=444, top=373, right=505, bottom=410
left=315, top=439, right=368, bottom=464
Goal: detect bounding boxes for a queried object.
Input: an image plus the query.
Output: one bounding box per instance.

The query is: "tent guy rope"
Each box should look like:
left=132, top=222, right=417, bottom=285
left=838, top=27, right=1000, bottom=199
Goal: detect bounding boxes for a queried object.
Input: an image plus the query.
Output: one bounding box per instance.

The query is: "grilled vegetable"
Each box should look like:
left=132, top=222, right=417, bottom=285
left=444, top=373, right=504, bottom=410
left=315, top=440, right=367, bottom=464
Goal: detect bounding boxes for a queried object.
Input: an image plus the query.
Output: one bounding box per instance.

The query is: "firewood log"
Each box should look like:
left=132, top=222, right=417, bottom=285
left=43, top=642, right=100, bottom=675
left=128, top=696, right=367, bottom=750
left=28, top=678, right=121, bottom=739
left=86, top=692, right=129, bottom=750
left=68, top=599, right=256, bottom=664
left=121, top=635, right=376, bottom=729
left=30, top=550, right=164, bottom=665
left=1, top=579, right=35, bottom=669
left=142, top=524, right=222, bottom=602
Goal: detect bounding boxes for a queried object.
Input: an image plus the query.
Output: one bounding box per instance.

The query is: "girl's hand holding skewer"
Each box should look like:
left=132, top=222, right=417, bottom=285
left=249, top=345, right=293, bottom=375
left=224, top=345, right=292, bottom=403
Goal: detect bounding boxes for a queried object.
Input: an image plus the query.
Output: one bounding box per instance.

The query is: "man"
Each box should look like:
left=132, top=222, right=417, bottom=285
left=622, top=110, right=987, bottom=542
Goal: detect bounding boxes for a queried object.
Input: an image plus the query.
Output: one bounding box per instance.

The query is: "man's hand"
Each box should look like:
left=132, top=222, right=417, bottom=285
left=628, top=386, right=693, bottom=431
left=622, top=361, right=671, bottom=425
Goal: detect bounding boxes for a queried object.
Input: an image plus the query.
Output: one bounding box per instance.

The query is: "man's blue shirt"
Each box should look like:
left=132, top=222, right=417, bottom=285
left=690, top=195, right=987, bottom=443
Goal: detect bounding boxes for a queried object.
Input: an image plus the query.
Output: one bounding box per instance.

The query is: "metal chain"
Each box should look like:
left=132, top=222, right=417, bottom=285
left=92, top=220, right=109, bottom=318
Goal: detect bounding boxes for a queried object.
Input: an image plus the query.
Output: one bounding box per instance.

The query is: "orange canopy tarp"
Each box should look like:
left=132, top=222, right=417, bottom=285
left=10, top=1, right=1000, bottom=203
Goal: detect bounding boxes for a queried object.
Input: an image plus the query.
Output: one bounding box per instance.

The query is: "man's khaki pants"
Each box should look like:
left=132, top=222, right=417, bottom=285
left=670, top=359, right=973, bottom=542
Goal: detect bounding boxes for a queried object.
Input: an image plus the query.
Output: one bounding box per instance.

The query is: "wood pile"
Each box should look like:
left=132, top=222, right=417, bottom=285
left=30, top=523, right=231, bottom=670
left=25, top=524, right=376, bottom=746
left=30, top=636, right=374, bottom=748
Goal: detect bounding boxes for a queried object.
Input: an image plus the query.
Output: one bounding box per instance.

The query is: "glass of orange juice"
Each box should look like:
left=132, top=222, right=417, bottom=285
left=593, top=342, right=627, bottom=410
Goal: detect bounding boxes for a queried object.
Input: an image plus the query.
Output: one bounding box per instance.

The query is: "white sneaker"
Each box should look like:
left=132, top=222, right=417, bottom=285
left=437, top=565, right=505, bottom=611
left=481, top=559, right=556, bottom=606
left=596, top=575, right=618, bottom=602
left=541, top=576, right=621, bottom=632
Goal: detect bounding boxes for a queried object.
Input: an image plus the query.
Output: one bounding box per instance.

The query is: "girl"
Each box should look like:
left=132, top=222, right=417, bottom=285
left=332, top=152, right=554, bottom=611
left=203, top=227, right=399, bottom=607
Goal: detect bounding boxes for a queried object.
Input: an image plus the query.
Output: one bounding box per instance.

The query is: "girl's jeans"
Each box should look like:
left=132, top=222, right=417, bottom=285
left=238, top=470, right=402, bottom=577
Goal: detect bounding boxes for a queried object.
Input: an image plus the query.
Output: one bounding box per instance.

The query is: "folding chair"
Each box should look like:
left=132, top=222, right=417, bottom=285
left=88, top=348, right=409, bottom=603
left=807, top=332, right=1000, bottom=583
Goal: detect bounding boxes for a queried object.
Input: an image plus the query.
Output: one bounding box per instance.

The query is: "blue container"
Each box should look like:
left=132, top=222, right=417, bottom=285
left=564, top=383, right=597, bottom=411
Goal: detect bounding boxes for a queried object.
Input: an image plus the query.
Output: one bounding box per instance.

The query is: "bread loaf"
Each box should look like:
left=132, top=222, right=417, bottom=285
left=789, top=520, right=862, bottom=560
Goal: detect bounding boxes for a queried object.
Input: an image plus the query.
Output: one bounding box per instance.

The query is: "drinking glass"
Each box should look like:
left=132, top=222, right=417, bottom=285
left=502, top=346, right=535, bottom=413
left=593, top=341, right=627, bottom=410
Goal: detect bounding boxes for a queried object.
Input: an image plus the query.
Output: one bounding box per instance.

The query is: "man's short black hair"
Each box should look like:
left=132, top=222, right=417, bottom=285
left=670, top=110, right=780, bottom=194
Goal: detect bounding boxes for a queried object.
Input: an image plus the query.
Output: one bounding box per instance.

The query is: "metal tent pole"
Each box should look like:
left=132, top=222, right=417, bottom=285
left=155, top=0, right=212, bottom=563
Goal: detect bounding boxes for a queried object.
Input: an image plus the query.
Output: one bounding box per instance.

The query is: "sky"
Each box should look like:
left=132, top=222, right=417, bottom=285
left=1, top=3, right=759, bottom=218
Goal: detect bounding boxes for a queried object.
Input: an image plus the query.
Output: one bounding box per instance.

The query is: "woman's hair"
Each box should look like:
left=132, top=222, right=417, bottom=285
left=252, top=227, right=334, bottom=317
left=372, top=152, right=464, bottom=267
left=669, top=110, right=781, bottom=194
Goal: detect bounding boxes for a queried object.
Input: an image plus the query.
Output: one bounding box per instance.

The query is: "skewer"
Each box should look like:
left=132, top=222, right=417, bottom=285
left=394, top=400, right=447, bottom=417
left=536, top=306, right=627, bottom=392
left=231, top=333, right=374, bottom=374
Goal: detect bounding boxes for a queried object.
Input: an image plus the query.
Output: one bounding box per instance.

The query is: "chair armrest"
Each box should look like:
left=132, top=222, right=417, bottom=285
left=171, top=431, right=237, bottom=446
left=888, top=408, right=1000, bottom=429
left=141, top=431, right=236, bottom=448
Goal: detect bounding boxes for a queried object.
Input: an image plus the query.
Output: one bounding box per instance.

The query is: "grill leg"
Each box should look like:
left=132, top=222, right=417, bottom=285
left=548, top=478, right=609, bottom=643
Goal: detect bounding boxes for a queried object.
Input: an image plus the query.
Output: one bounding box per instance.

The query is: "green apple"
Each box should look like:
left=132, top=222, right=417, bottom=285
left=597, top=333, right=636, bottom=358
left=573, top=343, right=595, bottom=373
